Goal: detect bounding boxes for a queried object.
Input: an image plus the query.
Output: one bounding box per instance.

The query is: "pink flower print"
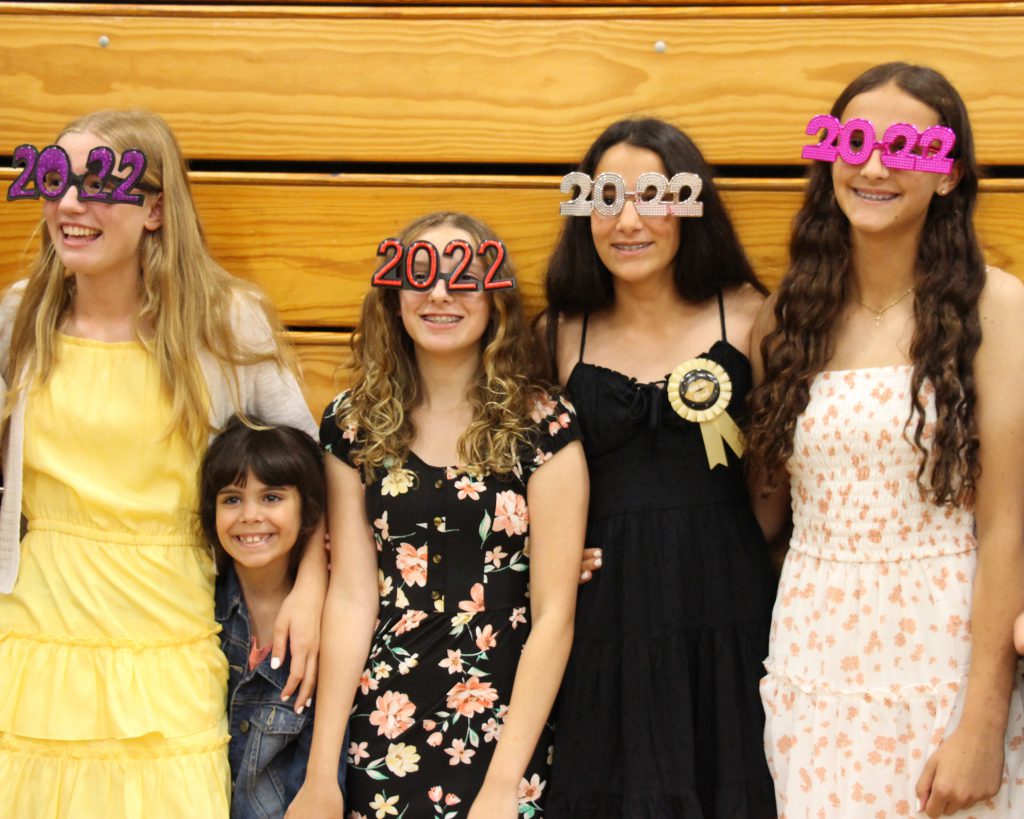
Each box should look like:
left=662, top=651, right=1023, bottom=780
left=373, top=511, right=390, bottom=540
left=422, top=719, right=436, bottom=731
left=482, top=717, right=502, bottom=742
left=427, top=731, right=443, bottom=747
left=395, top=543, right=428, bottom=587
left=439, top=649, right=464, bottom=675
left=445, top=738, right=476, bottom=766
left=518, top=774, right=546, bottom=803
left=509, top=607, right=527, bottom=629
left=475, top=624, right=498, bottom=652
left=349, top=740, right=370, bottom=764
left=485, top=545, right=508, bottom=568
left=445, top=794, right=461, bottom=806
left=459, top=582, right=486, bottom=613
left=530, top=394, right=558, bottom=423
left=548, top=413, right=571, bottom=436
left=342, top=421, right=357, bottom=443
left=368, top=690, right=416, bottom=739
left=534, top=448, right=552, bottom=466
left=428, top=786, right=443, bottom=803
left=446, top=676, right=499, bottom=717
left=454, top=475, right=486, bottom=500
left=493, top=491, right=529, bottom=536
left=359, top=669, right=379, bottom=695
left=390, top=609, right=427, bottom=635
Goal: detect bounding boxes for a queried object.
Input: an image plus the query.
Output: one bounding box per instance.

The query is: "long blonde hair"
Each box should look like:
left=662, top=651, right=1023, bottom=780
left=4, top=110, right=293, bottom=448
left=338, top=212, right=547, bottom=478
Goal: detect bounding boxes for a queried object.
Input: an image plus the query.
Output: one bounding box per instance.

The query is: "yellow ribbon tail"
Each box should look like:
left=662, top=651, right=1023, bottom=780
left=699, top=411, right=745, bottom=469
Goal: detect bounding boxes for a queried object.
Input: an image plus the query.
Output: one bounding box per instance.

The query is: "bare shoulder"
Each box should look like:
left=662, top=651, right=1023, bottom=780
left=976, top=267, right=1024, bottom=376
left=979, top=267, right=1024, bottom=323
left=548, top=312, right=584, bottom=386
left=722, top=284, right=770, bottom=359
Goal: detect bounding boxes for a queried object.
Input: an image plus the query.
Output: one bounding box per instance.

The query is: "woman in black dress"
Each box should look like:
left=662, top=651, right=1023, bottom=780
left=288, top=212, right=588, bottom=819
left=542, top=119, right=778, bottom=818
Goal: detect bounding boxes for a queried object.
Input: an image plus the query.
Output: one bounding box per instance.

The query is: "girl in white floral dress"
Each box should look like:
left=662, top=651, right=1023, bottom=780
left=749, top=63, right=1024, bottom=818
left=286, top=212, right=588, bottom=819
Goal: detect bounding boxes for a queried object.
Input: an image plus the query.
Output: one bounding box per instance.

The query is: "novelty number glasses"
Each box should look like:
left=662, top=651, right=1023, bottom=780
left=7, top=144, right=150, bottom=205
left=371, top=238, right=514, bottom=292
left=559, top=172, right=704, bottom=218
left=801, top=116, right=956, bottom=174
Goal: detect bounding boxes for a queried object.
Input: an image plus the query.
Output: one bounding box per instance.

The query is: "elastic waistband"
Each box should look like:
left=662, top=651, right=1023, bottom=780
left=26, top=519, right=198, bottom=547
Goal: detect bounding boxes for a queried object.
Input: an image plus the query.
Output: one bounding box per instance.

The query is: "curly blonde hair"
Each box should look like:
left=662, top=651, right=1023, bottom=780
left=337, top=212, right=547, bottom=478
left=4, top=110, right=294, bottom=448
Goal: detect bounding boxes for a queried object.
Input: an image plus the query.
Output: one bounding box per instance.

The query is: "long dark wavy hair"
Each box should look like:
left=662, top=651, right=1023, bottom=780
left=747, top=63, right=984, bottom=505
left=542, top=117, right=764, bottom=376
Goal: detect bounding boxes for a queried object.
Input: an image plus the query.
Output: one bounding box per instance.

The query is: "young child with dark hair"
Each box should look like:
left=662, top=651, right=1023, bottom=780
left=200, top=417, right=342, bottom=819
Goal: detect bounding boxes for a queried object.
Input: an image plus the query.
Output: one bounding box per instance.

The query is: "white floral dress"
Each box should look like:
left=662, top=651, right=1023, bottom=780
left=761, top=367, right=1024, bottom=818
left=320, top=392, right=579, bottom=819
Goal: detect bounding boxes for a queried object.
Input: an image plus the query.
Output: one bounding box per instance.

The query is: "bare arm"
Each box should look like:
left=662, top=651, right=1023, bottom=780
left=916, top=270, right=1024, bottom=817
left=468, top=441, right=589, bottom=819
left=286, top=454, right=381, bottom=818
left=746, top=293, right=791, bottom=547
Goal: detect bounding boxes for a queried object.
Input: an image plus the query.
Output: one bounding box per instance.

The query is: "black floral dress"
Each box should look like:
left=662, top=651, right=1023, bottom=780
left=320, top=392, right=580, bottom=819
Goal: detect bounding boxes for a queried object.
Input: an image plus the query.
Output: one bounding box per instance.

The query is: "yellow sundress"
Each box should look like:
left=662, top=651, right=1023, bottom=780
left=0, top=335, right=230, bottom=817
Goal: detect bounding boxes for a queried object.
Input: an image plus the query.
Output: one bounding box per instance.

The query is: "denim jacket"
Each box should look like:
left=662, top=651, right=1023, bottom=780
left=216, top=566, right=343, bottom=818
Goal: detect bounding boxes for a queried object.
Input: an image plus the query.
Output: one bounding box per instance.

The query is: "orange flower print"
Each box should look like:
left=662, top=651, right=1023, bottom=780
left=454, top=475, right=486, bottom=501
left=373, top=510, right=390, bottom=540
left=509, top=607, right=527, bottom=629
left=485, top=545, right=507, bottom=568
left=368, top=690, right=416, bottom=739
left=390, top=609, right=427, bottom=635
left=439, top=649, right=464, bottom=675
left=395, top=543, right=428, bottom=588
left=548, top=413, right=571, bottom=436
left=446, top=675, right=499, bottom=717
left=428, top=786, right=443, bottom=803
left=445, top=794, right=461, bottom=806
left=458, top=582, right=486, bottom=613
left=445, top=738, right=476, bottom=765
left=359, top=669, right=379, bottom=695
left=493, top=491, right=529, bottom=536
left=475, top=624, right=498, bottom=652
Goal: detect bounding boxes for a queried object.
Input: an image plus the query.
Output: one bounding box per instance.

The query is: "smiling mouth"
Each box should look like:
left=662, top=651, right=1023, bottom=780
left=422, top=315, right=463, bottom=325
left=234, top=533, right=274, bottom=546
left=62, top=225, right=101, bottom=240
left=612, top=242, right=652, bottom=252
left=853, top=190, right=899, bottom=202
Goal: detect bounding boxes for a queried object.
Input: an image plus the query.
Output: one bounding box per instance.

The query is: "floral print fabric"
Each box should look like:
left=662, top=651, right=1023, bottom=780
left=762, top=367, right=1024, bottom=818
left=320, top=393, right=579, bottom=819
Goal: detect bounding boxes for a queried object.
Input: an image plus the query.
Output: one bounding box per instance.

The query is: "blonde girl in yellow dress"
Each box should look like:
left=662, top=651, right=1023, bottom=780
left=0, top=110, right=326, bottom=818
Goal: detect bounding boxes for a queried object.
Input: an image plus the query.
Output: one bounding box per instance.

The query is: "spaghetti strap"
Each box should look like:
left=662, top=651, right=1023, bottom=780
left=716, top=290, right=728, bottom=342
left=578, top=313, right=590, bottom=364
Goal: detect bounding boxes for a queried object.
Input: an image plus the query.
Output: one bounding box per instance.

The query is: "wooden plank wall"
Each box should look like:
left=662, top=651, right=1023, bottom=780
left=1, top=2, right=1022, bottom=415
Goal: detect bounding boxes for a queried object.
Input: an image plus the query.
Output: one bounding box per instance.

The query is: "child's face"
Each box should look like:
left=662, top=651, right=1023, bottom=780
left=215, top=472, right=302, bottom=574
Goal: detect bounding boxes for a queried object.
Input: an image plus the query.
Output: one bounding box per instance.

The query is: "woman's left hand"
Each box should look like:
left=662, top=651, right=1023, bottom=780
left=466, top=782, right=519, bottom=819
left=915, top=722, right=1005, bottom=817
left=272, top=581, right=324, bottom=712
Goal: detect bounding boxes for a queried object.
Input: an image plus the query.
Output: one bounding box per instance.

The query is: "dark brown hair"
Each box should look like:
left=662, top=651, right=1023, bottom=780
left=747, top=63, right=984, bottom=505
left=199, top=417, right=325, bottom=575
left=542, top=117, right=765, bottom=377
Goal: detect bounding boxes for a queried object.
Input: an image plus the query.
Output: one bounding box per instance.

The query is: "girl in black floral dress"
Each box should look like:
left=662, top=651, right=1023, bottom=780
left=287, top=213, right=588, bottom=819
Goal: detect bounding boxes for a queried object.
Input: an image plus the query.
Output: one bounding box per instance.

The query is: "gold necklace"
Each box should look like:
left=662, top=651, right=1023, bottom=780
left=856, top=287, right=914, bottom=326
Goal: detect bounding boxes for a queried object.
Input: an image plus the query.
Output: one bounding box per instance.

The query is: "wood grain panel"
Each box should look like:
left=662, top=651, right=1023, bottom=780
left=2, top=7, right=1023, bottom=164
left=4, top=173, right=1023, bottom=325
left=288, top=331, right=352, bottom=415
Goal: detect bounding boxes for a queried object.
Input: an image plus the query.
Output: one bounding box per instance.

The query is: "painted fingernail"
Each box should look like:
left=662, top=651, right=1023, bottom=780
left=594, top=549, right=602, bottom=557
left=296, top=705, right=305, bottom=715
left=271, top=657, right=281, bottom=670
left=306, top=698, right=313, bottom=708
left=594, top=558, right=602, bottom=568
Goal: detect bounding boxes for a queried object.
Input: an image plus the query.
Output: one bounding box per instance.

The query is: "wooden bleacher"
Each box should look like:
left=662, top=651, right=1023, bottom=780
left=2, top=1, right=1022, bottom=416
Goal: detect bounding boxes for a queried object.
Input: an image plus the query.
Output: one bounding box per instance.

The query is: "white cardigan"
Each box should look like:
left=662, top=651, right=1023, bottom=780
left=0, top=281, right=317, bottom=593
